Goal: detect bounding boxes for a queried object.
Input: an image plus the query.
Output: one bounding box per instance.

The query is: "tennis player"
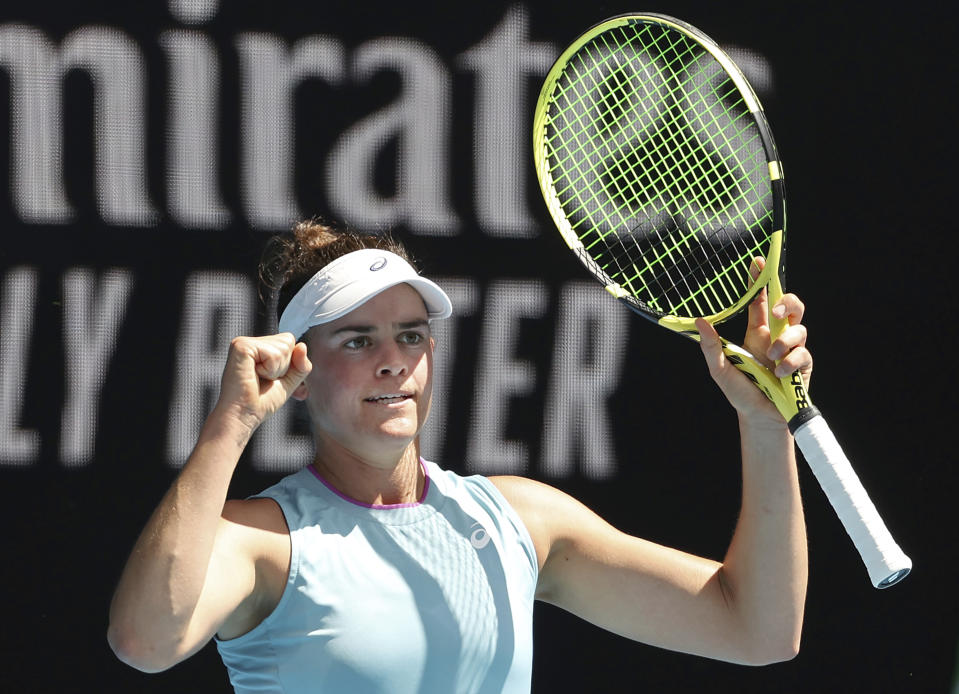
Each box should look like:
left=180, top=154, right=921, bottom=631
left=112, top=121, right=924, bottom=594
left=108, top=220, right=810, bottom=692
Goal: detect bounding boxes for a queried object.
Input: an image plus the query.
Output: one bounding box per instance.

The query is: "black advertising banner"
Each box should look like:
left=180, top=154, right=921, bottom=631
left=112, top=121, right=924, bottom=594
left=1, top=1, right=955, bottom=691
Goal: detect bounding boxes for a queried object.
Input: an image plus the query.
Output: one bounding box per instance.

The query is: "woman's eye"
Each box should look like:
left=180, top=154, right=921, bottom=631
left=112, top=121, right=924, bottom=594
left=344, top=336, right=371, bottom=349
left=399, top=331, right=425, bottom=345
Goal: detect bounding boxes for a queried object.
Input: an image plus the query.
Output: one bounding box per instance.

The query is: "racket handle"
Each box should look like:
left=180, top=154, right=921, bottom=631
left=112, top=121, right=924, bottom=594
left=793, top=416, right=912, bottom=588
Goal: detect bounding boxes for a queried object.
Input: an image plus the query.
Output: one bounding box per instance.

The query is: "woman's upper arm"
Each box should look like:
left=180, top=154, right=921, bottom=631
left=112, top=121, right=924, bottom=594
left=181, top=498, right=288, bottom=656
left=490, top=475, right=757, bottom=664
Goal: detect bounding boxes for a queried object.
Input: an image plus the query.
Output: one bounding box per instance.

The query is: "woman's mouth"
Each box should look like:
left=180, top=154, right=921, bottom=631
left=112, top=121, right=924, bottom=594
left=365, top=393, right=412, bottom=405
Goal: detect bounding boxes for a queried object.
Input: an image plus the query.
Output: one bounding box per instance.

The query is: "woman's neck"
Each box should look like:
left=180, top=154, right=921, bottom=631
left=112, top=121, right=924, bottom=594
left=310, top=441, right=424, bottom=506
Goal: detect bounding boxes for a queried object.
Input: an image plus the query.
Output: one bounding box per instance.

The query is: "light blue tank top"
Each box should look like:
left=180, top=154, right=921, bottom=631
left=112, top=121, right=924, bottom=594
left=215, top=460, right=539, bottom=693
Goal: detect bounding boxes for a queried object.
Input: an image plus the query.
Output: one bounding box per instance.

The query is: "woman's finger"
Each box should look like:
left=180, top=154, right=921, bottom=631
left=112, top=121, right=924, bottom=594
left=771, top=292, right=805, bottom=326
left=768, top=323, right=808, bottom=361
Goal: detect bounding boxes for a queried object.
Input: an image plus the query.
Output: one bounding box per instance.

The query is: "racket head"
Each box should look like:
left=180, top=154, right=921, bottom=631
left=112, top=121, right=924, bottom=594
left=533, top=13, right=786, bottom=335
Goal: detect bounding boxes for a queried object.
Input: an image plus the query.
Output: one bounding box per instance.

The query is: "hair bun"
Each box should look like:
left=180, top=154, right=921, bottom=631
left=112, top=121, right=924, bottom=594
left=293, top=219, right=339, bottom=251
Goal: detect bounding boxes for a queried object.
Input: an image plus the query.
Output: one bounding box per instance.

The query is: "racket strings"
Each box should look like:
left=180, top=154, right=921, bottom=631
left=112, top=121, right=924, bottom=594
left=569, top=29, right=764, bottom=309
left=602, top=85, right=764, bottom=309
left=588, top=40, right=741, bottom=312
left=551, top=26, right=765, bottom=244
left=543, top=21, right=774, bottom=317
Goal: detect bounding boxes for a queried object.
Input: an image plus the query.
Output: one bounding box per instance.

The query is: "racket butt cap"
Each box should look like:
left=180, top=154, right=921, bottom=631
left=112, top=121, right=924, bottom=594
left=876, top=566, right=911, bottom=589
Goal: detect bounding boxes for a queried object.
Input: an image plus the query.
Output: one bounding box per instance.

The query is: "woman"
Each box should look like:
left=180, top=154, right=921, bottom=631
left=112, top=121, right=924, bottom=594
left=108, top=220, right=810, bottom=692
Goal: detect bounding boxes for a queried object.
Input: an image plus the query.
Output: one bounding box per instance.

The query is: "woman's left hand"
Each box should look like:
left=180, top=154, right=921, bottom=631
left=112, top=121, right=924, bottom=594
left=695, top=258, right=813, bottom=425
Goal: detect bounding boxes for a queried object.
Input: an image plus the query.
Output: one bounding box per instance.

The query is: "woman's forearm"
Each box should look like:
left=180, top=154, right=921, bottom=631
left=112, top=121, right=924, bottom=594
left=106, top=411, right=252, bottom=670
left=720, top=417, right=807, bottom=663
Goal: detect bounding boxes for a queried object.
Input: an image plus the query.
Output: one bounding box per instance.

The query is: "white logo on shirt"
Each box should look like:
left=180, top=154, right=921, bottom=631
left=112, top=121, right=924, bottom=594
left=469, top=522, right=491, bottom=549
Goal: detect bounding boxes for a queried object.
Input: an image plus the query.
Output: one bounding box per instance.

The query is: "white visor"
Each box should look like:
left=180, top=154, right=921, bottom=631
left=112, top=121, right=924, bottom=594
left=277, top=249, right=453, bottom=339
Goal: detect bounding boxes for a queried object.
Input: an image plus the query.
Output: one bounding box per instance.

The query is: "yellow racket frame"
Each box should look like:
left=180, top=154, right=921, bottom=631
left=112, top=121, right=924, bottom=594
left=533, top=14, right=816, bottom=428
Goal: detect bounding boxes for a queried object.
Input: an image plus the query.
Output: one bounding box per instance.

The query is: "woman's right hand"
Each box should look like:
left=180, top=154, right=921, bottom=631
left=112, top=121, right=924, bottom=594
left=213, top=332, right=312, bottom=435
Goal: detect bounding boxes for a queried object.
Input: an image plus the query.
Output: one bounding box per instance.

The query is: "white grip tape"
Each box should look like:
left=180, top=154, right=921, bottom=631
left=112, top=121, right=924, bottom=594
left=793, top=416, right=912, bottom=588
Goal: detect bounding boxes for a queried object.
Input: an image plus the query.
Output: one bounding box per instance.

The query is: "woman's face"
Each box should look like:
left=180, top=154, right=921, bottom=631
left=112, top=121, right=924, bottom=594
left=296, top=283, right=434, bottom=462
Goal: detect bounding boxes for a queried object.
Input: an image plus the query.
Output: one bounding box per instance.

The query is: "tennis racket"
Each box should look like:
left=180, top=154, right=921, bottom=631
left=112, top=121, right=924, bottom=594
left=533, top=13, right=911, bottom=588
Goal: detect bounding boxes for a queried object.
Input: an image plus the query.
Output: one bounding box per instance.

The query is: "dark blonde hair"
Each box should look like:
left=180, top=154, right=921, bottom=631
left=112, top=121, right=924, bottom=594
left=259, top=219, right=415, bottom=320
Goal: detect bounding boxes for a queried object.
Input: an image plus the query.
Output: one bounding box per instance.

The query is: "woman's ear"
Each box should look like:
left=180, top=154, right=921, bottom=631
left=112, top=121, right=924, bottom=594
left=291, top=380, right=309, bottom=401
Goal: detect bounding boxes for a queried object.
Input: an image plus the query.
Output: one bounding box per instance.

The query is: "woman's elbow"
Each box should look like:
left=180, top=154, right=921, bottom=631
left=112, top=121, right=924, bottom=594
left=107, top=622, right=179, bottom=673
left=741, top=634, right=801, bottom=666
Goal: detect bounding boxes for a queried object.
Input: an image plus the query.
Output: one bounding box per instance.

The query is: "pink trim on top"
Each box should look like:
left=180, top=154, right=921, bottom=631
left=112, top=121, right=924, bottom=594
left=307, top=459, right=430, bottom=509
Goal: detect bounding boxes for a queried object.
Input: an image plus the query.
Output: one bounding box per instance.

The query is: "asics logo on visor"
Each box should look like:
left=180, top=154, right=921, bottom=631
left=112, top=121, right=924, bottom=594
left=369, top=257, right=387, bottom=271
